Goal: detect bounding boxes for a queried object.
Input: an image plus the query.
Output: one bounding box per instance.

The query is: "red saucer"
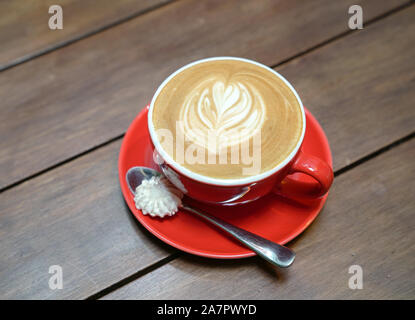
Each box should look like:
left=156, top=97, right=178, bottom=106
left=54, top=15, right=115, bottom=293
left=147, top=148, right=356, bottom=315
left=118, top=106, right=332, bottom=258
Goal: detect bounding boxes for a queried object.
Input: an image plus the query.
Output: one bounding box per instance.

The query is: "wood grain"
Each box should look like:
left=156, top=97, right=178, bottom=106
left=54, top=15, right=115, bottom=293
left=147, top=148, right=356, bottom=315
left=276, top=5, right=415, bottom=171
left=0, top=0, right=408, bottom=189
left=0, top=2, right=414, bottom=300
left=0, top=140, right=174, bottom=299
left=0, top=0, right=171, bottom=69
left=104, top=139, right=415, bottom=300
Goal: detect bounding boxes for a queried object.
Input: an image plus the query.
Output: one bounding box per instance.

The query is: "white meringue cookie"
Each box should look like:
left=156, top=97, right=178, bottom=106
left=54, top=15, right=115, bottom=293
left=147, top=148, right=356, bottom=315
left=134, top=176, right=183, bottom=218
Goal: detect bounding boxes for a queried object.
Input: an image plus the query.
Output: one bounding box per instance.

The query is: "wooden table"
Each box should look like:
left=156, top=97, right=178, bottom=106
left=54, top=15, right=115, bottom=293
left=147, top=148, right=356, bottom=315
left=1, top=0, right=414, bottom=300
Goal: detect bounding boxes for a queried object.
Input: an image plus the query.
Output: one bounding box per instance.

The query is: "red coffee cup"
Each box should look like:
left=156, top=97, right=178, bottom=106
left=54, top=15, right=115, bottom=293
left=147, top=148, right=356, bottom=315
left=148, top=57, right=333, bottom=205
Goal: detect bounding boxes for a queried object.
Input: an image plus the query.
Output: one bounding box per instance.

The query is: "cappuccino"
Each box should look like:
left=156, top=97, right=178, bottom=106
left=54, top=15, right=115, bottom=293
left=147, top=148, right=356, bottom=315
left=152, top=58, right=303, bottom=180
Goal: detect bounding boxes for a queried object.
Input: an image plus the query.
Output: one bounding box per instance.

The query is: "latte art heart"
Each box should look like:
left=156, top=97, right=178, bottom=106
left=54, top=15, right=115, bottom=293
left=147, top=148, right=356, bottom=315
left=181, top=80, right=265, bottom=152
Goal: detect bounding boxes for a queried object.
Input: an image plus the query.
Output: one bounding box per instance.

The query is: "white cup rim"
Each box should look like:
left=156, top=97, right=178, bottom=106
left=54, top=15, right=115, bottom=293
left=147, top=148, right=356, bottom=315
left=148, top=56, right=306, bottom=186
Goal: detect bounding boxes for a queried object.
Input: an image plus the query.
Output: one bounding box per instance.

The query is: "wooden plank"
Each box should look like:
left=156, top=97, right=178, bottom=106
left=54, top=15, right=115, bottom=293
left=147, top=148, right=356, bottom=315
left=275, top=4, right=415, bottom=171
left=0, top=2, right=414, bottom=300
left=0, top=0, right=170, bottom=69
left=103, top=139, right=415, bottom=300
left=0, top=0, right=408, bottom=189
left=0, top=140, right=174, bottom=299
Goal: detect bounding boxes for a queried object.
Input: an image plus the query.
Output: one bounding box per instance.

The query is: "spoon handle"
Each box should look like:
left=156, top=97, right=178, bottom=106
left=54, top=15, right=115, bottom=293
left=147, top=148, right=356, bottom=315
left=182, top=205, right=295, bottom=268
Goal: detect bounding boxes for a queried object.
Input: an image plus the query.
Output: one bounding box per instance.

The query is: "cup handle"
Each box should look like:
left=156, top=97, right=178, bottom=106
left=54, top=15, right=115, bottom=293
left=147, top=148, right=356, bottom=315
left=273, top=150, right=333, bottom=199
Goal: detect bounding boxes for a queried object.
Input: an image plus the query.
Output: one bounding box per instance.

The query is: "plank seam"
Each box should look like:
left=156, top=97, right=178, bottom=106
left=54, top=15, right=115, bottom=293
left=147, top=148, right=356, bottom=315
left=0, top=0, right=178, bottom=72
left=0, top=133, right=125, bottom=193
left=270, top=0, right=415, bottom=69
left=85, top=252, right=182, bottom=300
left=334, top=131, right=415, bottom=178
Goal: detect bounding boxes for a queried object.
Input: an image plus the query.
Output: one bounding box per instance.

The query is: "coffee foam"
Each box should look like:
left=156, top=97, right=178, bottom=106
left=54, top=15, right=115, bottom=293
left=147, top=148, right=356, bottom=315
left=152, top=59, right=303, bottom=180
